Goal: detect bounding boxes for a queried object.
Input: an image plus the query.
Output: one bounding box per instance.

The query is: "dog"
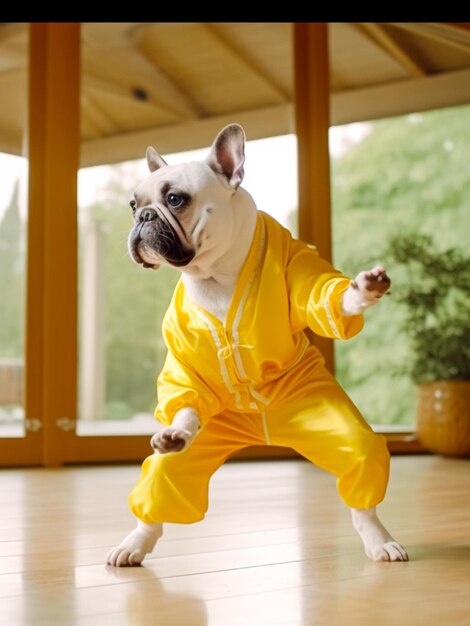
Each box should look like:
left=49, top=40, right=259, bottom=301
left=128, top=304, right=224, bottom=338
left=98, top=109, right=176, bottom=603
left=107, top=124, right=408, bottom=567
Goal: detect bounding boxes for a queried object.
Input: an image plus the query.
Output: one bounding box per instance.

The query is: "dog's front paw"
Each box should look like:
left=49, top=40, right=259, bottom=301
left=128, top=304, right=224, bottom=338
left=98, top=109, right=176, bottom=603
left=353, top=266, right=391, bottom=301
left=150, top=427, right=192, bottom=454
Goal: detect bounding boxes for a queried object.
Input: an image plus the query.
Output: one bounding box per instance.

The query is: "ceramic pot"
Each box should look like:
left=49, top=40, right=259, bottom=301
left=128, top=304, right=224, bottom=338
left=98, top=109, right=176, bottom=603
left=417, top=381, right=470, bottom=457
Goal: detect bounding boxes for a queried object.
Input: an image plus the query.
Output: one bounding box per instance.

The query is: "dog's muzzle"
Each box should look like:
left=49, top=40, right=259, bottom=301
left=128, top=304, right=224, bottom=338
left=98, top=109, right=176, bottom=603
left=129, top=206, right=195, bottom=268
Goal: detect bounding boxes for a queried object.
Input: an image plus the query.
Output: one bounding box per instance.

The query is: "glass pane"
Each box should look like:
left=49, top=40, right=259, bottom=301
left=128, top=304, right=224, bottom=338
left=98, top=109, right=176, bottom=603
left=331, top=105, right=470, bottom=428
left=243, top=134, right=298, bottom=235
left=77, top=159, right=179, bottom=436
left=0, top=24, right=28, bottom=438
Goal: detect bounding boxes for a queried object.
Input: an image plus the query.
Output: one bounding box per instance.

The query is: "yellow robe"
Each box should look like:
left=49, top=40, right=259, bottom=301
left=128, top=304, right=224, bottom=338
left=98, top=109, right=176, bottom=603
left=129, top=212, right=389, bottom=523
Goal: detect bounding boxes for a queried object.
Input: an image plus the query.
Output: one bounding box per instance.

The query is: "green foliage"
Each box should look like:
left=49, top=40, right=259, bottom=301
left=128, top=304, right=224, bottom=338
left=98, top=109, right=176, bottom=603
left=332, top=104, right=470, bottom=426
left=383, top=233, right=470, bottom=383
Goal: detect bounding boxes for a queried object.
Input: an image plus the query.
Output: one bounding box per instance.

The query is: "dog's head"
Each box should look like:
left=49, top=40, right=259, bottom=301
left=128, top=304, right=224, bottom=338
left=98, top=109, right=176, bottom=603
left=128, top=124, right=246, bottom=271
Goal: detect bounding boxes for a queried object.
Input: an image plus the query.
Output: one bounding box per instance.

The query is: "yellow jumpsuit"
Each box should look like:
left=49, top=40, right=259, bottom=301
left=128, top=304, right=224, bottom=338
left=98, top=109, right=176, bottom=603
left=129, top=212, right=390, bottom=524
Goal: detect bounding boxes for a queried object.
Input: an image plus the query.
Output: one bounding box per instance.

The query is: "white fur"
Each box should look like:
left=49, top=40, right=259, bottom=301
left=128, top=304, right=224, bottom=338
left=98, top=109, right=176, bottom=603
left=107, top=519, right=162, bottom=567
left=341, top=266, right=390, bottom=316
left=182, top=187, right=257, bottom=323
left=150, top=407, right=200, bottom=454
left=107, top=125, right=407, bottom=567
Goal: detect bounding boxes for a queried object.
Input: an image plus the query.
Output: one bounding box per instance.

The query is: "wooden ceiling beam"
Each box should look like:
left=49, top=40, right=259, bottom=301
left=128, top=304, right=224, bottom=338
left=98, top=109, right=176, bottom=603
left=332, top=66, right=470, bottom=126
left=443, top=23, right=470, bottom=33
left=330, top=67, right=352, bottom=92
left=0, top=23, right=27, bottom=45
left=83, top=75, right=179, bottom=121
left=355, top=23, right=427, bottom=77
left=80, top=102, right=294, bottom=167
left=0, top=67, right=25, bottom=78
left=202, top=24, right=290, bottom=102
left=134, top=27, right=207, bottom=119
left=391, top=22, right=470, bottom=56
left=433, top=22, right=470, bottom=42
left=79, top=66, right=470, bottom=167
left=0, top=127, right=22, bottom=155
left=81, top=93, right=118, bottom=137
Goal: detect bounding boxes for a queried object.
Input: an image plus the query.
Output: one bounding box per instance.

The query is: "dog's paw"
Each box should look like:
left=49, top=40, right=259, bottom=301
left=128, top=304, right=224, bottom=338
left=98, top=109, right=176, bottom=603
left=107, top=545, right=144, bottom=567
left=367, top=541, right=409, bottom=562
left=151, top=427, right=192, bottom=454
left=351, top=508, right=408, bottom=563
left=106, top=522, right=162, bottom=567
left=352, top=266, right=391, bottom=301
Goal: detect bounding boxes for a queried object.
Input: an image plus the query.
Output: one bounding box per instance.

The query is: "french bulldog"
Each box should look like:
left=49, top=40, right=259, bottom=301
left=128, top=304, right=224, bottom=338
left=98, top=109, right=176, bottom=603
left=107, top=124, right=408, bottom=567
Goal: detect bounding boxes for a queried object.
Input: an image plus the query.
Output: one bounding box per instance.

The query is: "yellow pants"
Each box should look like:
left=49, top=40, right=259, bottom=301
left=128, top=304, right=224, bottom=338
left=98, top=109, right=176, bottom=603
left=129, top=372, right=390, bottom=524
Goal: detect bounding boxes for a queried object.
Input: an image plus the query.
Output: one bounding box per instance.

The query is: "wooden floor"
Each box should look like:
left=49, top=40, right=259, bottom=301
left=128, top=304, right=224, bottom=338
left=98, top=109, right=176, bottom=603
left=0, top=456, right=469, bottom=626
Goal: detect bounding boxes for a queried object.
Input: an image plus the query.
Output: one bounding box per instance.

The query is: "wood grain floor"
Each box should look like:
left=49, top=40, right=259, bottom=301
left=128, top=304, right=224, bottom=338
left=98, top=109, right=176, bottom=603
left=0, top=456, right=469, bottom=626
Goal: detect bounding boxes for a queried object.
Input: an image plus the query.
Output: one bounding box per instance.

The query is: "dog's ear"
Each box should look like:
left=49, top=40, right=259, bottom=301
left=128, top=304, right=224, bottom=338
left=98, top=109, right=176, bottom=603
left=146, top=147, right=168, bottom=173
left=206, top=124, right=245, bottom=189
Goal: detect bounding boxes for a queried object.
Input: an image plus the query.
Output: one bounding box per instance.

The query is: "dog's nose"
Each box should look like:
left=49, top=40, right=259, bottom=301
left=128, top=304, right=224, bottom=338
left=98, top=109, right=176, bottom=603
left=139, top=207, right=157, bottom=223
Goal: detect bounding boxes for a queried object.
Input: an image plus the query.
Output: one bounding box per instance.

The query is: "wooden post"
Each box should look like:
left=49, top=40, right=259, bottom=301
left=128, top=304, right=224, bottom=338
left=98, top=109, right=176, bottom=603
left=293, top=22, right=335, bottom=374
left=26, top=24, right=80, bottom=466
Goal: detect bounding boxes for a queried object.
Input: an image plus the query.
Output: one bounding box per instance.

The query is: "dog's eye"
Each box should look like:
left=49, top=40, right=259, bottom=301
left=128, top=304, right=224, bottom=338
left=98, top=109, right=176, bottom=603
left=167, top=193, right=184, bottom=209
left=129, top=199, right=136, bottom=212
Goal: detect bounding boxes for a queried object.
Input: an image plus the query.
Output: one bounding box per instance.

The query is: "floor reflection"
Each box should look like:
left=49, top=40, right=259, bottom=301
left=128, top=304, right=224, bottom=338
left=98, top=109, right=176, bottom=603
left=108, top=566, right=208, bottom=626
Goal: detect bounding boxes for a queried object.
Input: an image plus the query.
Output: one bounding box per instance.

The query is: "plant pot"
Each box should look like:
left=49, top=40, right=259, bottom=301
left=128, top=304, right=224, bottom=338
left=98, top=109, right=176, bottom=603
left=417, top=381, right=470, bottom=457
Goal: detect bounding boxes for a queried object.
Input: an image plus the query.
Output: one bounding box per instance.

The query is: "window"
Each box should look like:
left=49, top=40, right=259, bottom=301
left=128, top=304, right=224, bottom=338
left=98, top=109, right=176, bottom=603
left=0, top=157, right=28, bottom=436
left=331, top=105, right=470, bottom=428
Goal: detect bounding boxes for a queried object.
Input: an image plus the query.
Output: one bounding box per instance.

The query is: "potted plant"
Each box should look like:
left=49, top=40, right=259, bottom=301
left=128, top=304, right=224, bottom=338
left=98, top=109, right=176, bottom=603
left=385, top=233, right=470, bottom=456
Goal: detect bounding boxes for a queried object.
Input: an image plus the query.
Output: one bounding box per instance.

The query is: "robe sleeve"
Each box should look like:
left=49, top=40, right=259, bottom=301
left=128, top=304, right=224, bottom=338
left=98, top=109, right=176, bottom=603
left=155, top=331, right=223, bottom=428
left=286, top=239, right=364, bottom=340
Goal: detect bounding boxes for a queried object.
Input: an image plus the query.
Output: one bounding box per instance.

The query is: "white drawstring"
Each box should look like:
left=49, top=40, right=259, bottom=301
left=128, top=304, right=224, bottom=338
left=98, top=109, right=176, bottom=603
left=217, top=342, right=254, bottom=361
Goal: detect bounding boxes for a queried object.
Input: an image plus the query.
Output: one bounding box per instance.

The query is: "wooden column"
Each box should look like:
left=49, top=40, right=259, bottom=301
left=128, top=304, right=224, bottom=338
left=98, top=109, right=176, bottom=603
left=26, top=24, right=80, bottom=466
left=293, top=22, right=335, bottom=373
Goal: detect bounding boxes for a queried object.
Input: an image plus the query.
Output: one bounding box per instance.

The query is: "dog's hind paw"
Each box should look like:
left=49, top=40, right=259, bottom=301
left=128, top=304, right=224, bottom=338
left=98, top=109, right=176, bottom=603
left=352, top=507, right=408, bottom=563
left=107, top=546, right=144, bottom=567
left=106, top=520, right=162, bottom=567
left=368, top=541, right=409, bottom=562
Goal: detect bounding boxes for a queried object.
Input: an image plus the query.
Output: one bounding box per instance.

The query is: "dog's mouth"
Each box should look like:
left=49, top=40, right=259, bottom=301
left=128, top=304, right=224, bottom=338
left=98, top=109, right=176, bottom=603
left=129, top=209, right=195, bottom=268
